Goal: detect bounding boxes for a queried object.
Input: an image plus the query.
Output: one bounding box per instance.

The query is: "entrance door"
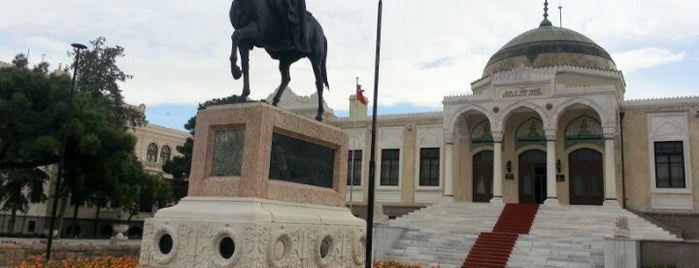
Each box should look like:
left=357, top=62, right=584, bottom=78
left=519, top=150, right=547, bottom=204
left=569, top=148, right=604, bottom=205
left=472, top=150, right=493, bottom=202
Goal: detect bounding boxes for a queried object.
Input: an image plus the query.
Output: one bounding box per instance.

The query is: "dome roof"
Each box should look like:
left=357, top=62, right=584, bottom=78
left=483, top=19, right=616, bottom=77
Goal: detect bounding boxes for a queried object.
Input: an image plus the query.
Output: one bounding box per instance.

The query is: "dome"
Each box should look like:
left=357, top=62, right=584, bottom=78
left=483, top=18, right=616, bottom=77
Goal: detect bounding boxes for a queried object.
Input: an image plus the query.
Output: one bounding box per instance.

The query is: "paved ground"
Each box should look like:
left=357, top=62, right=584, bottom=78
left=0, top=237, right=142, bottom=246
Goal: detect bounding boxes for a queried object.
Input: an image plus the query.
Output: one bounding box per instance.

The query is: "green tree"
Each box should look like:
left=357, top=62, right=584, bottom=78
left=0, top=168, right=47, bottom=233
left=11, top=54, right=28, bottom=69
left=71, top=37, right=146, bottom=127
left=163, top=95, right=239, bottom=201
left=0, top=62, right=66, bottom=233
left=1, top=37, right=167, bottom=236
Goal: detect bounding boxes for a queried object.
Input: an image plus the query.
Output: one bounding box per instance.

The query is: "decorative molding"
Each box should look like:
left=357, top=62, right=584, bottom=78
left=623, top=96, right=699, bottom=108
left=647, top=113, right=692, bottom=194
left=346, top=128, right=366, bottom=149
left=417, top=126, right=442, bottom=147
left=379, top=127, right=404, bottom=148
left=471, top=64, right=623, bottom=89
left=345, top=190, right=364, bottom=202
left=414, top=192, right=443, bottom=203
left=376, top=191, right=401, bottom=202
left=651, top=196, right=693, bottom=210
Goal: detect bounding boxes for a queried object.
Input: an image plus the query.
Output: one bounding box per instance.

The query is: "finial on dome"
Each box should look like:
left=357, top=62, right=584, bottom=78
left=540, top=0, right=553, bottom=27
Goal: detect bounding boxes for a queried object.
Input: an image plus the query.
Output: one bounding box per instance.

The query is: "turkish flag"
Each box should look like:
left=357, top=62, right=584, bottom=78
left=356, top=84, right=368, bottom=105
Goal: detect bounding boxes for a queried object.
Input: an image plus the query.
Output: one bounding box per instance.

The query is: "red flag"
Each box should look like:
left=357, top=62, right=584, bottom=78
left=356, top=84, right=368, bottom=105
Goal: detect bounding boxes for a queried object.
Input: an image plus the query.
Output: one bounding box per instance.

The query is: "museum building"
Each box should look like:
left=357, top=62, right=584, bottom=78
left=311, top=4, right=699, bottom=234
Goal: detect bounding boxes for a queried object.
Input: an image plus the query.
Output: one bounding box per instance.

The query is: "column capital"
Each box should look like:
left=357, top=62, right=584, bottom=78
left=603, top=126, right=617, bottom=139
left=491, top=131, right=504, bottom=142
left=443, top=131, right=454, bottom=144
left=545, top=128, right=557, bottom=141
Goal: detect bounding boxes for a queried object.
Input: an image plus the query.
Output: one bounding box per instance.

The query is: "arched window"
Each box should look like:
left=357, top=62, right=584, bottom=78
left=470, top=120, right=493, bottom=149
left=147, top=143, right=158, bottom=162
left=160, top=146, right=171, bottom=162
left=564, top=115, right=603, bottom=149
left=515, top=117, right=545, bottom=148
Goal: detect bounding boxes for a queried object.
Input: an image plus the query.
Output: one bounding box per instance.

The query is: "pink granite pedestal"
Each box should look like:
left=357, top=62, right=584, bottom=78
left=140, top=103, right=365, bottom=268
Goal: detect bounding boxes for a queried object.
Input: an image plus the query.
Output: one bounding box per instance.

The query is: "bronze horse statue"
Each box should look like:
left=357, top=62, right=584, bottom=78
left=229, top=0, right=329, bottom=121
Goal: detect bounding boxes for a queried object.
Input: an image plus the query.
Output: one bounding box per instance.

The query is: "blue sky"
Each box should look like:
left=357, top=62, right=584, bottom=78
left=2, top=0, right=699, bottom=131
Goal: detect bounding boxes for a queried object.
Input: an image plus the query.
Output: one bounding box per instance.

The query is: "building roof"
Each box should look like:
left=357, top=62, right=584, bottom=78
left=482, top=4, right=616, bottom=77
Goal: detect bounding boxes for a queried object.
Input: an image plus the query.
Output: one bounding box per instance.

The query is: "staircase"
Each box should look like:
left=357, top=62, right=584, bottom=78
left=378, top=200, right=679, bottom=268
left=462, top=204, right=539, bottom=268
left=507, top=205, right=681, bottom=267
left=382, top=201, right=505, bottom=268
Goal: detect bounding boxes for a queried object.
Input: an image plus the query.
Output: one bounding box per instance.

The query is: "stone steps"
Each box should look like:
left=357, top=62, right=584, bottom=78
left=378, top=201, right=678, bottom=268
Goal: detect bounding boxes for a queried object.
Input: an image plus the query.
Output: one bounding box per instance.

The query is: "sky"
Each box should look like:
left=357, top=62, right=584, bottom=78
left=2, top=0, right=699, bottom=131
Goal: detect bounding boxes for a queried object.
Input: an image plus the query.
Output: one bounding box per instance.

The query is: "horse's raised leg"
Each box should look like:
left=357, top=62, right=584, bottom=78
left=230, top=31, right=242, bottom=80
left=273, top=59, right=292, bottom=106
left=230, top=23, right=259, bottom=102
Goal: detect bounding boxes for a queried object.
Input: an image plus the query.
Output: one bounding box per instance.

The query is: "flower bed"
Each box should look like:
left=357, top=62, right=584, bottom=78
left=12, top=255, right=138, bottom=268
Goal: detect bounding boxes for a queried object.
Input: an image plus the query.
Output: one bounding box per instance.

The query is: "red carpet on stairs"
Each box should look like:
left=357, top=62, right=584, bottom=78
left=462, top=204, right=539, bottom=268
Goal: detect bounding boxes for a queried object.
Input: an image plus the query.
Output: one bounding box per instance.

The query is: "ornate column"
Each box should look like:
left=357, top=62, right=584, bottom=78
left=603, top=129, right=619, bottom=206
left=443, top=132, right=454, bottom=198
left=491, top=131, right=504, bottom=204
left=544, top=130, right=559, bottom=205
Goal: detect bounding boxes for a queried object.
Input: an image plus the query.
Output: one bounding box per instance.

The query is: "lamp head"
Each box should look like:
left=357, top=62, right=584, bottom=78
left=71, top=43, right=87, bottom=50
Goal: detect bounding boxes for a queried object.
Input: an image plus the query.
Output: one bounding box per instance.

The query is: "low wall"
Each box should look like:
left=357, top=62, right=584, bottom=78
left=0, top=242, right=139, bottom=266
left=641, top=240, right=699, bottom=267
left=372, top=225, right=406, bottom=261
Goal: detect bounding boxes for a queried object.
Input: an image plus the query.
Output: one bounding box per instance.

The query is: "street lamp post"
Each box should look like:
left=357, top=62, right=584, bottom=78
left=46, top=42, right=87, bottom=260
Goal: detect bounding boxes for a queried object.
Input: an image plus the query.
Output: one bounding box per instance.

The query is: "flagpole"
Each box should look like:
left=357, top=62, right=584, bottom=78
left=365, top=0, right=382, bottom=267
left=349, top=77, right=359, bottom=212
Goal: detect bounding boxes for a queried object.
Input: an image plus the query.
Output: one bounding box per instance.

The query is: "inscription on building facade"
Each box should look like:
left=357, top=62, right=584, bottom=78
left=502, top=87, right=543, bottom=98
left=495, top=84, right=551, bottom=100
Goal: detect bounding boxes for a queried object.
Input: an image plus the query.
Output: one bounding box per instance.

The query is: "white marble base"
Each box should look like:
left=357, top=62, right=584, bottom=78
left=603, top=199, right=621, bottom=207
left=139, top=197, right=366, bottom=268
left=543, top=198, right=560, bottom=206
left=604, top=238, right=640, bottom=268
left=489, top=197, right=504, bottom=204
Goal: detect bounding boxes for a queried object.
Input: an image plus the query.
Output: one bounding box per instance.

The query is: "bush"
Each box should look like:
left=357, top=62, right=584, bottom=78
left=12, top=255, right=138, bottom=268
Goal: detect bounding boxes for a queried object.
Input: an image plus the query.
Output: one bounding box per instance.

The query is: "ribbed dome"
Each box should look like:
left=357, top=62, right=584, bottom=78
left=483, top=23, right=616, bottom=77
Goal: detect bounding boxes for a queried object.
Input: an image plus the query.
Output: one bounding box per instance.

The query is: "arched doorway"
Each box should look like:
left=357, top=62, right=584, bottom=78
left=569, top=148, right=603, bottom=205
left=472, top=150, right=493, bottom=202
left=519, top=149, right=547, bottom=204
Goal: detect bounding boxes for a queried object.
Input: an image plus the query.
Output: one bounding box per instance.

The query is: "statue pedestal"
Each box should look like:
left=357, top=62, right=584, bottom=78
left=139, top=103, right=365, bottom=267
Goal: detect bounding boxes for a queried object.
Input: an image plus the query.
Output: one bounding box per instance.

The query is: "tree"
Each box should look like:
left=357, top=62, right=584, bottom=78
left=0, top=168, right=46, bottom=233
left=163, top=95, right=239, bottom=201
left=1, top=37, right=166, bottom=236
left=0, top=61, right=62, bottom=233
left=11, top=54, right=28, bottom=69
left=71, top=37, right=145, bottom=127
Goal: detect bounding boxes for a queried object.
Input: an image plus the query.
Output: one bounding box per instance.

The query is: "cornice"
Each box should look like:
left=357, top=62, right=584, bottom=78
left=622, top=96, right=699, bottom=108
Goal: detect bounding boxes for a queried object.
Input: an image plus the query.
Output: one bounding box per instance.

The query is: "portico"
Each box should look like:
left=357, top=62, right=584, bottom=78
left=442, top=64, right=624, bottom=206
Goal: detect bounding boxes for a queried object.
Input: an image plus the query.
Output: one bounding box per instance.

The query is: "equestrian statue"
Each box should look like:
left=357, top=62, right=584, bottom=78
left=229, top=0, right=329, bottom=121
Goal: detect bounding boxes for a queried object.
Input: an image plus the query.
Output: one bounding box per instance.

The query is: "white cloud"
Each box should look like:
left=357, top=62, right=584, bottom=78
left=613, top=47, right=686, bottom=73
left=2, top=0, right=699, bottom=116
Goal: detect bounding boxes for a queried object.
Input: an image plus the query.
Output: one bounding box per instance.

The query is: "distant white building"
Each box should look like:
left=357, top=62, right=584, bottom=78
left=0, top=101, right=189, bottom=237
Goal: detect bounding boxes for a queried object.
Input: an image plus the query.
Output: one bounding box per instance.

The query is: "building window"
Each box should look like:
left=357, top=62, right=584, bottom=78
left=147, top=143, right=158, bottom=162
left=347, top=150, right=362, bottom=186
left=654, top=141, right=685, bottom=188
left=380, top=149, right=400, bottom=186
left=419, top=148, right=440, bottom=187
left=160, top=145, right=171, bottom=162
left=28, top=221, right=36, bottom=232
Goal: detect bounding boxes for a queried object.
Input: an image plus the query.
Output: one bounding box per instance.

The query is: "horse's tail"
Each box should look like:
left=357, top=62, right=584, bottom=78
left=322, top=38, right=329, bottom=90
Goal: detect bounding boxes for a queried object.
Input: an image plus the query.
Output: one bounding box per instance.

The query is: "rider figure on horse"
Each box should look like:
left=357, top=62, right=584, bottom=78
left=283, top=0, right=311, bottom=54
